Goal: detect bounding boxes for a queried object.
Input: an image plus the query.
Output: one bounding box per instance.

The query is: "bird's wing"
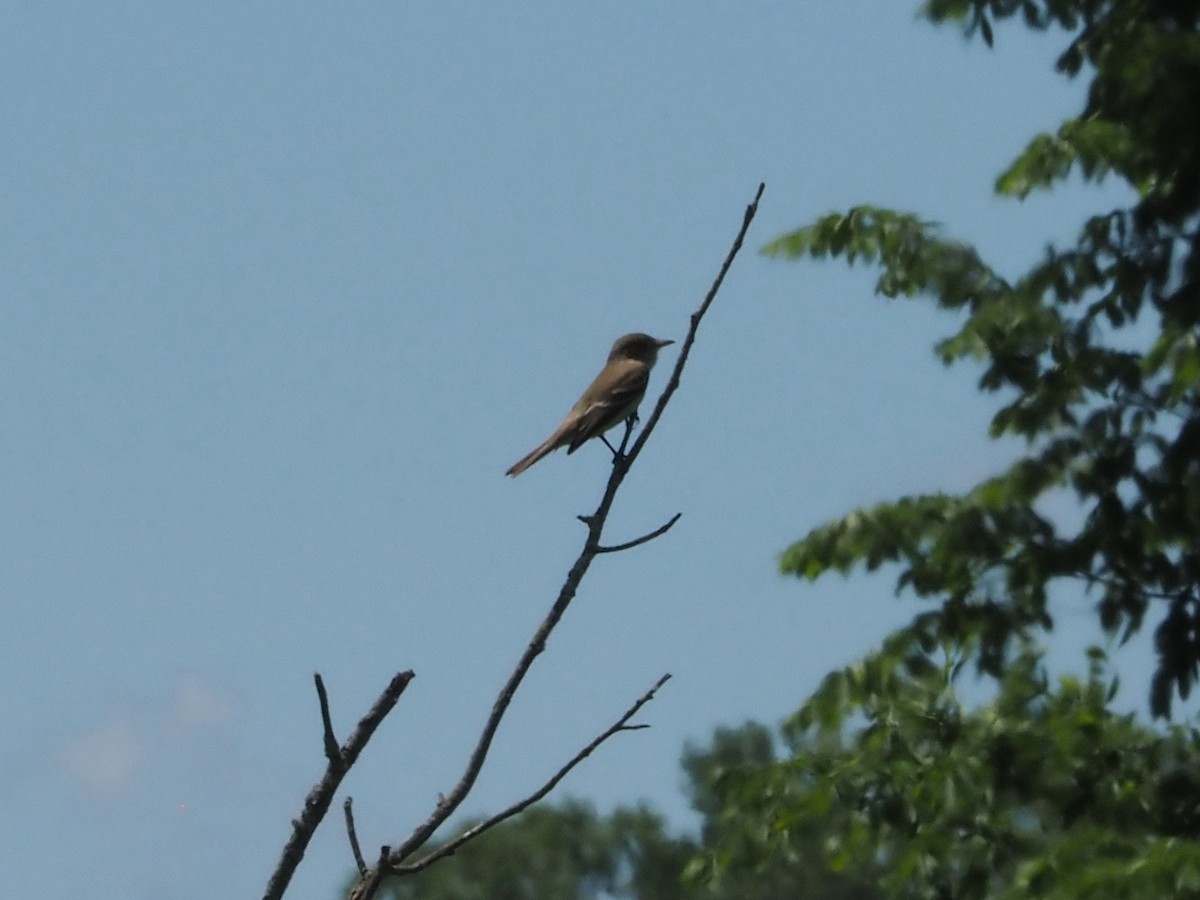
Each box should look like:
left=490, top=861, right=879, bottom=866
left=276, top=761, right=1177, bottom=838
left=566, top=360, right=649, bottom=453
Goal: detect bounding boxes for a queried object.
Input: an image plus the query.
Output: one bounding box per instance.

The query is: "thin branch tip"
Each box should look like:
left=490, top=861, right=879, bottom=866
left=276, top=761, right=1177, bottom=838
left=313, top=673, right=342, bottom=765
left=344, top=797, right=367, bottom=875
left=623, top=184, right=764, bottom=468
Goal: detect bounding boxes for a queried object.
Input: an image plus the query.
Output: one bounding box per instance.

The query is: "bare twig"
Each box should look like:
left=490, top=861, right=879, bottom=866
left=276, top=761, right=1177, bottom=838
left=344, top=798, right=367, bottom=876
left=596, top=513, right=682, bottom=554
left=262, top=670, right=415, bottom=900
left=393, top=673, right=672, bottom=876
left=623, top=181, right=766, bottom=471
left=314, top=674, right=343, bottom=767
left=339, top=184, right=764, bottom=900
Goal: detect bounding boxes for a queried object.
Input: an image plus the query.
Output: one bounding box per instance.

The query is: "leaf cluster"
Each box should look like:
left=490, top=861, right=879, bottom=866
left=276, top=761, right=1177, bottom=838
left=770, top=0, right=1200, bottom=716
left=702, top=639, right=1200, bottom=899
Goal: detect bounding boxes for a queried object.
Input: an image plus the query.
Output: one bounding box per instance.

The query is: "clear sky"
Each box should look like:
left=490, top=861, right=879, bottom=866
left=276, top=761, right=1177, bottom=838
left=0, top=4, right=1143, bottom=898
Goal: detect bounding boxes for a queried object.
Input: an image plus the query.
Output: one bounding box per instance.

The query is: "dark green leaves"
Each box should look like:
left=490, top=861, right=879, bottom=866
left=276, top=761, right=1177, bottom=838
left=769, top=2, right=1200, bottom=711
left=995, top=117, right=1140, bottom=198
left=693, top=6, right=1200, bottom=900
left=764, top=207, right=1007, bottom=311
left=704, top=642, right=1200, bottom=900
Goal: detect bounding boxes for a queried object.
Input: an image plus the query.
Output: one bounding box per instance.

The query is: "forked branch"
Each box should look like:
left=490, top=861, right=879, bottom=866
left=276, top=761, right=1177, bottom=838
left=262, top=670, right=414, bottom=900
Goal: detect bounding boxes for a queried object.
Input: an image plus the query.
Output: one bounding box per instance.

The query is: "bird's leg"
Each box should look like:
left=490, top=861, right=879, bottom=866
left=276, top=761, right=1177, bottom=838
left=601, top=414, right=639, bottom=462
left=615, top=413, right=638, bottom=457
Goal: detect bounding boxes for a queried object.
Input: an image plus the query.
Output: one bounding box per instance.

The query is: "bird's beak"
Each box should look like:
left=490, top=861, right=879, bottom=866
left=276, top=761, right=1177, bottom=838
left=656, top=338, right=675, bottom=348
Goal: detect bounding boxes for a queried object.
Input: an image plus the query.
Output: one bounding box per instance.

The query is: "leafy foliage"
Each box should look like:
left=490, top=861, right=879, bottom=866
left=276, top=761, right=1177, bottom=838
left=703, top=639, right=1200, bottom=899
left=688, top=3, right=1200, bottom=898
left=770, top=0, right=1200, bottom=717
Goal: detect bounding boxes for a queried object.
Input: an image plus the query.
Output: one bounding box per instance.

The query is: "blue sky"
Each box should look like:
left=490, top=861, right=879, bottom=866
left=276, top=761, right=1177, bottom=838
left=0, top=4, right=1146, bottom=898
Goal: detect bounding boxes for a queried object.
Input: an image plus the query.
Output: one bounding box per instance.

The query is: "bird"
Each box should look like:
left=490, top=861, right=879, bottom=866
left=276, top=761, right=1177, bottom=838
left=505, top=332, right=674, bottom=477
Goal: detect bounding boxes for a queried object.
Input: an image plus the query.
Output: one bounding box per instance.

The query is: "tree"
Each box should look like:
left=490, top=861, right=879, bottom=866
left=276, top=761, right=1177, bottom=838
left=680, top=724, right=881, bottom=900
left=705, top=641, right=1200, bottom=898
left=773, top=0, right=1200, bottom=717
left=693, top=2, right=1200, bottom=897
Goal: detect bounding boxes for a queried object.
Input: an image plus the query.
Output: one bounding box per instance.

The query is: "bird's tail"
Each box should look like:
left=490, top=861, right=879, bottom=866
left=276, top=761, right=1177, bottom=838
left=505, top=436, right=560, bottom=477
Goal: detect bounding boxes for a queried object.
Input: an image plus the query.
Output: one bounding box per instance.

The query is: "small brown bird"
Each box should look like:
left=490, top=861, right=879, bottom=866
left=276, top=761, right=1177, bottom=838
left=506, top=332, right=674, bottom=477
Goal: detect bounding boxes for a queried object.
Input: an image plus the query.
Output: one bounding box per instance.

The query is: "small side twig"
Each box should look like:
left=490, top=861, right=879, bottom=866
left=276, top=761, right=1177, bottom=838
left=344, top=798, right=367, bottom=876
left=596, top=513, right=682, bottom=554
left=392, top=673, right=672, bottom=876
left=314, top=674, right=343, bottom=767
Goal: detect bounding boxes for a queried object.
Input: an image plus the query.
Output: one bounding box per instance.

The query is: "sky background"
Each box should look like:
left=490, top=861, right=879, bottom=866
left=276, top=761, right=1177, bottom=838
left=0, top=3, right=1163, bottom=898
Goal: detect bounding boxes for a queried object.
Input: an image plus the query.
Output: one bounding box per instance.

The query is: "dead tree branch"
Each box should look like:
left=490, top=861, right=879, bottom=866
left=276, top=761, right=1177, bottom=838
left=267, top=183, right=764, bottom=900
left=392, top=673, right=671, bottom=876
left=623, top=181, right=766, bottom=471
left=344, top=183, right=764, bottom=900
left=262, top=670, right=414, bottom=900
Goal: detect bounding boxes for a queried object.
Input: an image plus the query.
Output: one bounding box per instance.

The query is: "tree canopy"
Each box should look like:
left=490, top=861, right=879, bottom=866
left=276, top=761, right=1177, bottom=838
left=704, top=641, right=1200, bottom=897
left=697, top=2, right=1200, bottom=897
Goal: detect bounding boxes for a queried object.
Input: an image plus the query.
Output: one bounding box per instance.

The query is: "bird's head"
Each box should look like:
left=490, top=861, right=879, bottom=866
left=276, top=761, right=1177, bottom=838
left=608, top=332, right=674, bottom=366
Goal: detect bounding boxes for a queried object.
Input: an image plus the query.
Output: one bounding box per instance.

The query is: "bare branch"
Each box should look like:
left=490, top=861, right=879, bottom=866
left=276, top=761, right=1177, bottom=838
left=384, top=556, right=592, bottom=865
left=339, top=184, right=764, bottom=900
left=344, top=798, right=367, bottom=876
left=393, top=673, right=672, bottom=876
left=596, top=513, right=682, bottom=554
left=314, top=673, right=343, bottom=767
left=623, top=181, right=765, bottom=471
left=262, top=670, right=414, bottom=900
